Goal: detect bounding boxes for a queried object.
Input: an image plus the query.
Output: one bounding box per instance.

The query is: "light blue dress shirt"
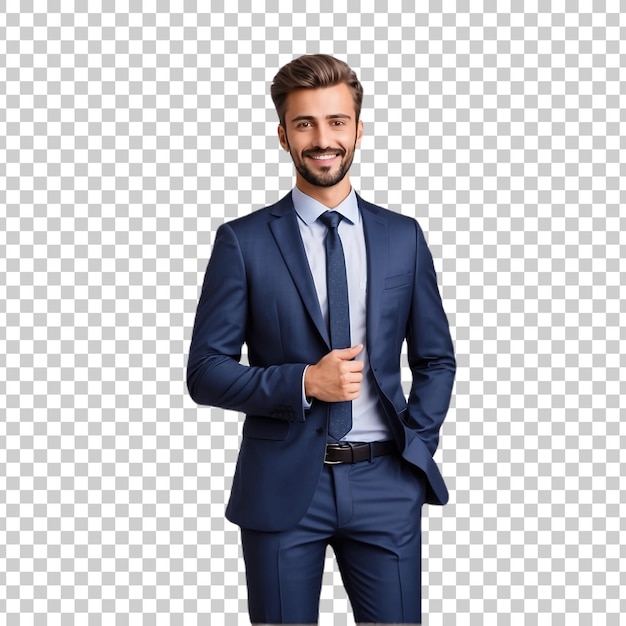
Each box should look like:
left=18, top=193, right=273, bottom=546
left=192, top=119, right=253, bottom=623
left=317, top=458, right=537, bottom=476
left=292, top=185, right=392, bottom=443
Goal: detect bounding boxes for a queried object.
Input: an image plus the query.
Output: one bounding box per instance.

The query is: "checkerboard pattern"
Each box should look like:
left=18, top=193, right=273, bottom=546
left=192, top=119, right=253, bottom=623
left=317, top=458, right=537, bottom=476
left=1, top=2, right=624, bottom=624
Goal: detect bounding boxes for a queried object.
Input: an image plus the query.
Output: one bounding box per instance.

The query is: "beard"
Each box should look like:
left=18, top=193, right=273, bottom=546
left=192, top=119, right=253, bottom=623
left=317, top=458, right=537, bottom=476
left=286, top=137, right=358, bottom=188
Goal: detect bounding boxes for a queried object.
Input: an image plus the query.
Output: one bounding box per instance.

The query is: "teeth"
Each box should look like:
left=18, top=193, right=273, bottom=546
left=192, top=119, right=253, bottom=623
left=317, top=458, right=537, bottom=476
left=310, top=154, right=337, bottom=160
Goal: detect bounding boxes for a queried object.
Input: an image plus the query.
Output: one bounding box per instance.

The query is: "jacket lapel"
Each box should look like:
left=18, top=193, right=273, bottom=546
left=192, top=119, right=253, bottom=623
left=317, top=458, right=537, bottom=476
left=269, top=193, right=331, bottom=348
left=358, top=194, right=388, bottom=349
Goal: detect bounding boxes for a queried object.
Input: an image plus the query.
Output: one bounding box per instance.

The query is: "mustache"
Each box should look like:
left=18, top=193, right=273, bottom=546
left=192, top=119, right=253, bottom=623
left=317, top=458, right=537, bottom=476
left=302, top=148, right=346, bottom=158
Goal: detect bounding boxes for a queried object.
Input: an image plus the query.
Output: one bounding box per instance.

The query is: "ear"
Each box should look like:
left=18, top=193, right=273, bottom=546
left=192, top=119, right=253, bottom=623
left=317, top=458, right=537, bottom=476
left=355, top=119, right=364, bottom=149
left=277, top=125, right=290, bottom=152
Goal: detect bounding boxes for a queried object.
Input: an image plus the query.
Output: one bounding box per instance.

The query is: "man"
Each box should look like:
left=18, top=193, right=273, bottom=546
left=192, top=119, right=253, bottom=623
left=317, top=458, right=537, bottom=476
left=187, top=54, right=456, bottom=625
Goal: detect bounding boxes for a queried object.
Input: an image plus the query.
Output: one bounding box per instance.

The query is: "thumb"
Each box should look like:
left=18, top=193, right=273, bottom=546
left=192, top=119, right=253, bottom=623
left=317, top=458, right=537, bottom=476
left=335, top=344, right=363, bottom=360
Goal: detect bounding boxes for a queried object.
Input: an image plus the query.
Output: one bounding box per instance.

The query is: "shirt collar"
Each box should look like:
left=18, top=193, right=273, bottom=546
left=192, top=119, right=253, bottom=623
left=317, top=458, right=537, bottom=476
left=292, top=185, right=359, bottom=226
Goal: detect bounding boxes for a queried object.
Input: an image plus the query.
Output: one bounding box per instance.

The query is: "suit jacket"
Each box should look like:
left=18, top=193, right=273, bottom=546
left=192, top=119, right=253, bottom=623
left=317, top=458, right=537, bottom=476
left=187, top=192, right=456, bottom=532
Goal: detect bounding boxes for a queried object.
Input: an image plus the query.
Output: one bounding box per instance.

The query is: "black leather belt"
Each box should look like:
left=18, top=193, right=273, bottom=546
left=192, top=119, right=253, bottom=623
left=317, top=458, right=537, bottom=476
left=324, top=440, right=397, bottom=465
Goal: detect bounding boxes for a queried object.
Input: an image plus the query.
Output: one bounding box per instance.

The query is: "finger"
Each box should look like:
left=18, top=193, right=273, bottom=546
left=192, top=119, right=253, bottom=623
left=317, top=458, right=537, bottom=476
left=344, top=360, right=364, bottom=372
left=334, top=354, right=363, bottom=369
left=335, top=344, right=363, bottom=360
left=342, top=372, right=363, bottom=385
left=342, top=380, right=362, bottom=393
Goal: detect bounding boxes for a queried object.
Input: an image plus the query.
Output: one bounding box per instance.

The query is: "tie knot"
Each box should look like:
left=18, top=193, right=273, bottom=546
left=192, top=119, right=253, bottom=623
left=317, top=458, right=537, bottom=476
left=319, top=210, right=343, bottom=230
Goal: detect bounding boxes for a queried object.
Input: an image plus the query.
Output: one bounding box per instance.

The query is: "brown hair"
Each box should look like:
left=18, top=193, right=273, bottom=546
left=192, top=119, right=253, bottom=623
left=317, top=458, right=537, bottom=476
left=270, top=54, right=364, bottom=127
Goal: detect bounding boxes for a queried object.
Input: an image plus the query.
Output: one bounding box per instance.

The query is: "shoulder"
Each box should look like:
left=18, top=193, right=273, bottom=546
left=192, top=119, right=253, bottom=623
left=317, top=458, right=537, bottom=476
left=357, top=194, right=419, bottom=225
left=221, top=193, right=293, bottom=234
left=356, top=194, right=424, bottom=240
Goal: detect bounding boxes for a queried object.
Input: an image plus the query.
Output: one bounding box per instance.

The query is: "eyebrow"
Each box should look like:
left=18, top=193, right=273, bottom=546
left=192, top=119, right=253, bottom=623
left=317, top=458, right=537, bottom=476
left=290, top=114, right=352, bottom=123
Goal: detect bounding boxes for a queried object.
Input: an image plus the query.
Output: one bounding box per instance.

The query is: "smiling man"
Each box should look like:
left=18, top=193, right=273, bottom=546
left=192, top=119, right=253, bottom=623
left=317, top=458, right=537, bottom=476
left=187, top=54, right=456, bottom=625
left=278, top=85, right=359, bottom=194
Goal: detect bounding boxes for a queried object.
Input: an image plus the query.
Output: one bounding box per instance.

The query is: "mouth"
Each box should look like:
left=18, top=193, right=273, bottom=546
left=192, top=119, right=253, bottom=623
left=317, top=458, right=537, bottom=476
left=306, top=152, right=342, bottom=164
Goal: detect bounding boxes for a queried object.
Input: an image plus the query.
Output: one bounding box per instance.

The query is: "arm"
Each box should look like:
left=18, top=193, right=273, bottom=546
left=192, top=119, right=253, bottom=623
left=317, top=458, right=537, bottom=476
left=405, top=220, right=456, bottom=455
left=186, top=223, right=307, bottom=421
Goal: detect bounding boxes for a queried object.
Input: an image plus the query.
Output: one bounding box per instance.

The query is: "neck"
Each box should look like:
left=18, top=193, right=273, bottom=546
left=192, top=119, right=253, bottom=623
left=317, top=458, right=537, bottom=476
left=295, top=175, right=352, bottom=209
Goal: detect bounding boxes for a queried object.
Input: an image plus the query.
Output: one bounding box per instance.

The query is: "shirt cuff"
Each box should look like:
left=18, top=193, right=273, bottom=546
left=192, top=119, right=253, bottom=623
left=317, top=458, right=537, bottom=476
left=302, top=364, right=312, bottom=409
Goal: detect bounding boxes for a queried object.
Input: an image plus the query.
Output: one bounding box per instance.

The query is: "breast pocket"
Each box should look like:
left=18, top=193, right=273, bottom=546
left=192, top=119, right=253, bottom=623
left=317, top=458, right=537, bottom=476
left=384, top=273, right=412, bottom=291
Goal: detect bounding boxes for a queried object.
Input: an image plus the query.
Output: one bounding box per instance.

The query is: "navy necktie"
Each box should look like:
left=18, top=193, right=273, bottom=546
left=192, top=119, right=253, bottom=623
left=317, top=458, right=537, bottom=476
left=319, top=210, right=352, bottom=441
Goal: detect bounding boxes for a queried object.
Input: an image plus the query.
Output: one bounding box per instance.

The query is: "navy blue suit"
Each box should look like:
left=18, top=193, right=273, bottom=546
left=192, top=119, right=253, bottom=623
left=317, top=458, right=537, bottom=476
left=187, top=191, right=455, bottom=622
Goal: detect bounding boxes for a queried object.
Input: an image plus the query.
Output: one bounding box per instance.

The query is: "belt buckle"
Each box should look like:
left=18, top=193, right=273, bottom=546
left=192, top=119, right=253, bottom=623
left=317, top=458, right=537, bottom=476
left=324, top=457, right=343, bottom=465
left=324, top=442, right=350, bottom=465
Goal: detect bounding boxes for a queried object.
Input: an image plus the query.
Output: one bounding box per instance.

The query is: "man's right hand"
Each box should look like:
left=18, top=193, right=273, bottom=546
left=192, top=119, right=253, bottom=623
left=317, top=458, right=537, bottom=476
left=304, top=344, right=364, bottom=403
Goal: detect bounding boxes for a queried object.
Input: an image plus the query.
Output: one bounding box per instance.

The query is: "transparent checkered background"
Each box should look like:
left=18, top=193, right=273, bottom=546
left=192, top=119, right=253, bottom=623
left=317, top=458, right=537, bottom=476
left=1, top=1, right=624, bottom=624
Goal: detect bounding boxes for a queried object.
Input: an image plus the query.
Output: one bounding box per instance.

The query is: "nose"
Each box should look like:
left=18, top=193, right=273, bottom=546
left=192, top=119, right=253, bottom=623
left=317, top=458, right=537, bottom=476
left=312, top=125, right=331, bottom=149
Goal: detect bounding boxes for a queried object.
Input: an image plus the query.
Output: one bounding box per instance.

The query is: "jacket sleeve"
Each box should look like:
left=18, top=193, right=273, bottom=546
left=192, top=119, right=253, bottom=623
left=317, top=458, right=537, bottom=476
left=405, top=220, right=456, bottom=455
left=186, top=222, right=307, bottom=422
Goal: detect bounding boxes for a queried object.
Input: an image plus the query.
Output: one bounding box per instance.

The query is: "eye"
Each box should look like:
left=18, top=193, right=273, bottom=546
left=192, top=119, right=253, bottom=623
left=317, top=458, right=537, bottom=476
left=297, top=121, right=313, bottom=128
left=331, top=120, right=345, bottom=126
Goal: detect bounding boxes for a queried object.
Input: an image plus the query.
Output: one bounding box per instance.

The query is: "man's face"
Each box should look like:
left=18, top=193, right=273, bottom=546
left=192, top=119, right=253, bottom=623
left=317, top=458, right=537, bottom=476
left=278, top=83, right=363, bottom=188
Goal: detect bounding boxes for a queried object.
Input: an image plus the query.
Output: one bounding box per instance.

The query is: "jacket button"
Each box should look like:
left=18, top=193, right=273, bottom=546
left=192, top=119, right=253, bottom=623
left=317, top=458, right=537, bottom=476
left=316, top=428, right=324, bottom=434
